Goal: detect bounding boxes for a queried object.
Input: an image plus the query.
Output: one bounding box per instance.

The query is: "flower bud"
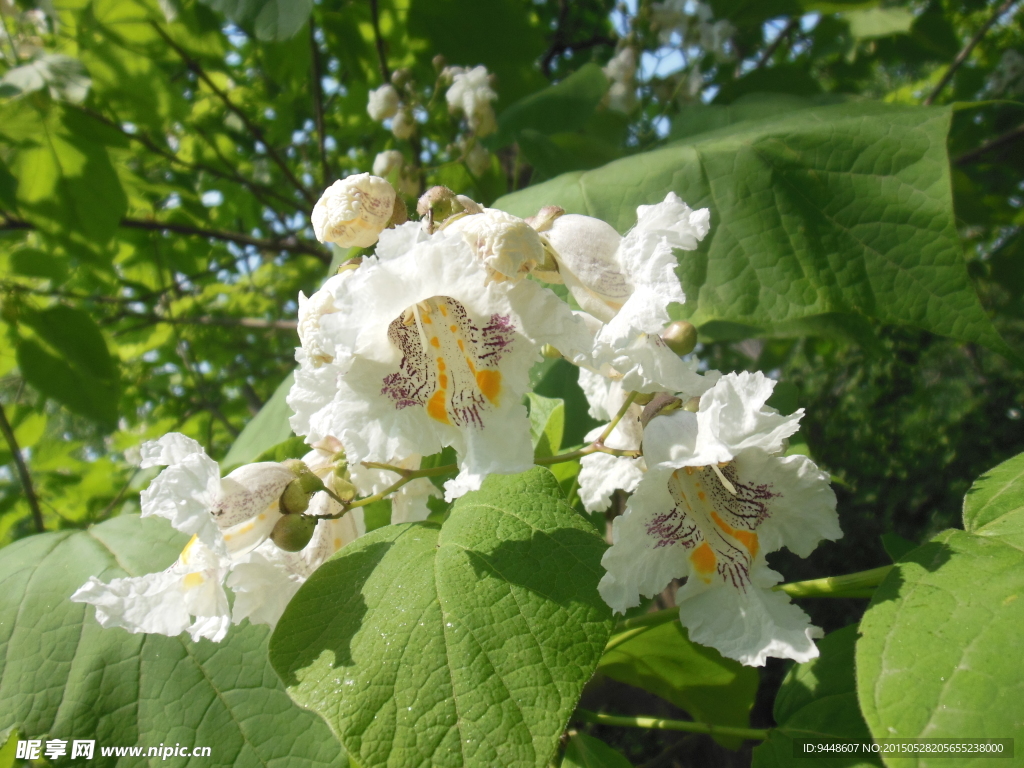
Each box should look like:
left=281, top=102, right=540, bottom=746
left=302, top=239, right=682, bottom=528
left=392, top=108, right=415, bottom=139
left=661, top=320, right=698, bottom=356
left=372, top=149, right=404, bottom=179
left=271, top=513, right=317, bottom=552
left=280, top=479, right=310, bottom=515
left=311, top=173, right=397, bottom=248
left=391, top=68, right=412, bottom=89
left=280, top=459, right=310, bottom=476
left=416, top=186, right=466, bottom=228
left=640, top=393, right=682, bottom=428
left=432, top=54, right=446, bottom=73
left=332, top=476, right=358, bottom=503
left=541, top=344, right=561, bottom=359
left=525, top=205, right=565, bottom=233
left=390, top=195, right=409, bottom=226
left=367, top=83, right=400, bottom=121
left=298, top=471, right=325, bottom=495
left=444, top=208, right=546, bottom=283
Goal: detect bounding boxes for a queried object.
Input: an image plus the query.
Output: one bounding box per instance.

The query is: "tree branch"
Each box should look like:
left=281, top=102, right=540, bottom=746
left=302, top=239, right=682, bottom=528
left=954, top=120, right=1024, bottom=165
left=541, top=0, right=616, bottom=78
left=924, top=0, right=1017, bottom=105
left=368, top=0, right=391, bottom=82
left=150, top=22, right=317, bottom=206
left=0, top=217, right=330, bottom=263
left=0, top=402, right=44, bottom=533
left=309, top=23, right=331, bottom=187
left=755, top=17, right=799, bottom=70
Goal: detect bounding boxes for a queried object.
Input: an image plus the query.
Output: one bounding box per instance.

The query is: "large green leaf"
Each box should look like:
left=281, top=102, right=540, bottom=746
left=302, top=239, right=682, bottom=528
left=0, top=514, right=344, bottom=767
left=527, top=393, right=565, bottom=459
left=493, top=63, right=609, bottom=148
left=222, top=372, right=295, bottom=467
left=856, top=452, right=1024, bottom=765
left=0, top=101, right=127, bottom=245
left=200, top=0, right=312, bottom=40
left=270, top=467, right=613, bottom=768
left=753, top=626, right=881, bottom=768
left=495, top=102, right=1011, bottom=357
left=597, top=621, right=758, bottom=749
left=561, top=733, right=632, bottom=768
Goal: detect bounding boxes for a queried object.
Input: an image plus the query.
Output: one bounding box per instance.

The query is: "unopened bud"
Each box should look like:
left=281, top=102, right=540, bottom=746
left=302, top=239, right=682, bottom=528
left=541, top=344, right=561, bottom=359
left=640, top=393, right=682, bottom=428
left=417, top=186, right=465, bottom=229
left=661, top=321, right=698, bottom=356
left=390, top=195, right=409, bottom=226
left=332, top=476, right=358, bottom=503
left=298, top=471, right=326, bottom=495
left=271, top=514, right=317, bottom=552
left=391, top=68, right=412, bottom=89
left=525, top=205, right=565, bottom=233
left=432, top=54, right=446, bottom=73
left=280, top=459, right=310, bottom=476
left=444, top=208, right=546, bottom=283
left=280, top=479, right=311, bottom=515
left=312, top=173, right=397, bottom=248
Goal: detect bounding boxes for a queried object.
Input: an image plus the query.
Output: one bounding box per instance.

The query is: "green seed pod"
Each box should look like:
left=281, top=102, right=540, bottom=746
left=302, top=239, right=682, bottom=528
left=661, top=320, right=698, bottom=356
left=280, top=479, right=310, bottom=515
left=270, top=514, right=317, bottom=552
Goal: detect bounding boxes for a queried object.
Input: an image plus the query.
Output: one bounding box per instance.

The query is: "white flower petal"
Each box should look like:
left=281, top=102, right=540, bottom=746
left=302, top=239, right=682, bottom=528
left=544, top=213, right=629, bottom=322
left=213, top=462, right=295, bottom=529
left=138, top=433, right=205, bottom=468
left=598, top=466, right=684, bottom=612
left=733, top=450, right=841, bottom=558
left=696, top=371, right=801, bottom=458
left=578, top=452, right=645, bottom=513
left=674, top=563, right=822, bottom=666
left=72, top=571, right=192, bottom=638
left=311, top=173, right=396, bottom=248
left=140, top=450, right=224, bottom=554
left=444, top=209, right=547, bottom=283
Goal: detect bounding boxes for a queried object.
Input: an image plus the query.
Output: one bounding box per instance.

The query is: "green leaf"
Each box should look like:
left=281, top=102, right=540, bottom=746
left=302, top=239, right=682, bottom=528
left=270, top=467, right=613, bottom=768
left=880, top=532, right=916, bottom=562
left=200, top=0, right=312, bottom=40
left=669, top=94, right=853, bottom=142
left=527, top=393, right=565, bottom=459
left=597, top=621, right=758, bottom=749
left=223, top=372, right=295, bottom=467
left=0, top=159, right=15, bottom=209
left=0, top=514, right=345, bottom=767
left=493, top=63, right=609, bottom=147
left=753, top=626, right=881, bottom=768
left=856, top=452, right=1024, bottom=760
left=0, top=727, right=15, bottom=768
left=844, top=8, right=915, bottom=40
left=495, top=103, right=1011, bottom=357
left=16, top=340, right=119, bottom=427
left=21, top=305, right=118, bottom=382
left=252, top=434, right=310, bottom=464
left=0, top=101, right=127, bottom=244
left=531, top=358, right=600, bottom=448
left=561, top=733, right=632, bottom=768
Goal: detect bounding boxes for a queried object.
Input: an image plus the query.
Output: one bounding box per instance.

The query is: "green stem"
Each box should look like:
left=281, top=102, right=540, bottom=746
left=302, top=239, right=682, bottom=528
left=773, top=565, right=892, bottom=598
left=575, top=709, right=769, bottom=742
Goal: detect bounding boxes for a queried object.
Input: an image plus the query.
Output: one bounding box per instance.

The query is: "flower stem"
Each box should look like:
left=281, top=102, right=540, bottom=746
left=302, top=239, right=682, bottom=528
left=575, top=709, right=769, bottom=741
left=773, top=565, right=892, bottom=598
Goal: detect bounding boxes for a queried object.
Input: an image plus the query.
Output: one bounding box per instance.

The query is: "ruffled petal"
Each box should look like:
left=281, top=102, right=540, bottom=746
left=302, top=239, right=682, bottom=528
left=732, top=449, right=841, bottom=558
left=696, top=371, right=802, bottom=459
left=598, top=466, right=686, bottom=612
left=71, top=571, right=192, bottom=638
left=138, top=433, right=205, bottom=468
left=578, top=452, right=645, bottom=513
left=674, top=562, right=822, bottom=666
left=140, top=451, right=224, bottom=555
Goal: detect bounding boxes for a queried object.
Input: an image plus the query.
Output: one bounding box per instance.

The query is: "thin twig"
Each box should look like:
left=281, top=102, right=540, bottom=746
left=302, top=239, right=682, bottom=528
left=368, top=0, right=391, bottom=82
left=150, top=22, right=316, bottom=205
left=924, top=0, right=1017, bottom=105
left=754, top=17, right=799, bottom=70
left=0, top=217, right=329, bottom=263
left=0, top=402, right=44, bottom=533
left=309, top=23, right=331, bottom=187
left=955, top=120, right=1024, bottom=165
left=575, top=709, right=770, bottom=742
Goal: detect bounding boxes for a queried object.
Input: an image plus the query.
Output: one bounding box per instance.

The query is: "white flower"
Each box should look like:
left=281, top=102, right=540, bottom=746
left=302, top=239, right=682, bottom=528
left=464, top=140, right=491, bottom=177
left=373, top=149, right=404, bottom=178
left=598, top=372, right=842, bottom=666
left=311, top=173, right=396, bottom=248
left=367, top=83, right=400, bottom=121
left=576, top=370, right=647, bottom=513
left=443, top=208, right=548, bottom=283
left=137, top=433, right=294, bottom=557
left=72, top=534, right=231, bottom=642
left=391, top=108, right=415, bottom=139
left=544, top=192, right=711, bottom=394
left=989, top=50, right=1024, bottom=96
left=603, top=49, right=637, bottom=114
left=446, top=65, right=498, bottom=137
left=288, top=227, right=590, bottom=500
left=699, top=18, right=735, bottom=62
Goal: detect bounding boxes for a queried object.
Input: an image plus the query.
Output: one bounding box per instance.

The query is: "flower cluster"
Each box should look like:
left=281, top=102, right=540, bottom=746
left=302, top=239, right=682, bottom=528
left=650, top=0, right=736, bottom=62
left=74, top=171, right=841, bottom=668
